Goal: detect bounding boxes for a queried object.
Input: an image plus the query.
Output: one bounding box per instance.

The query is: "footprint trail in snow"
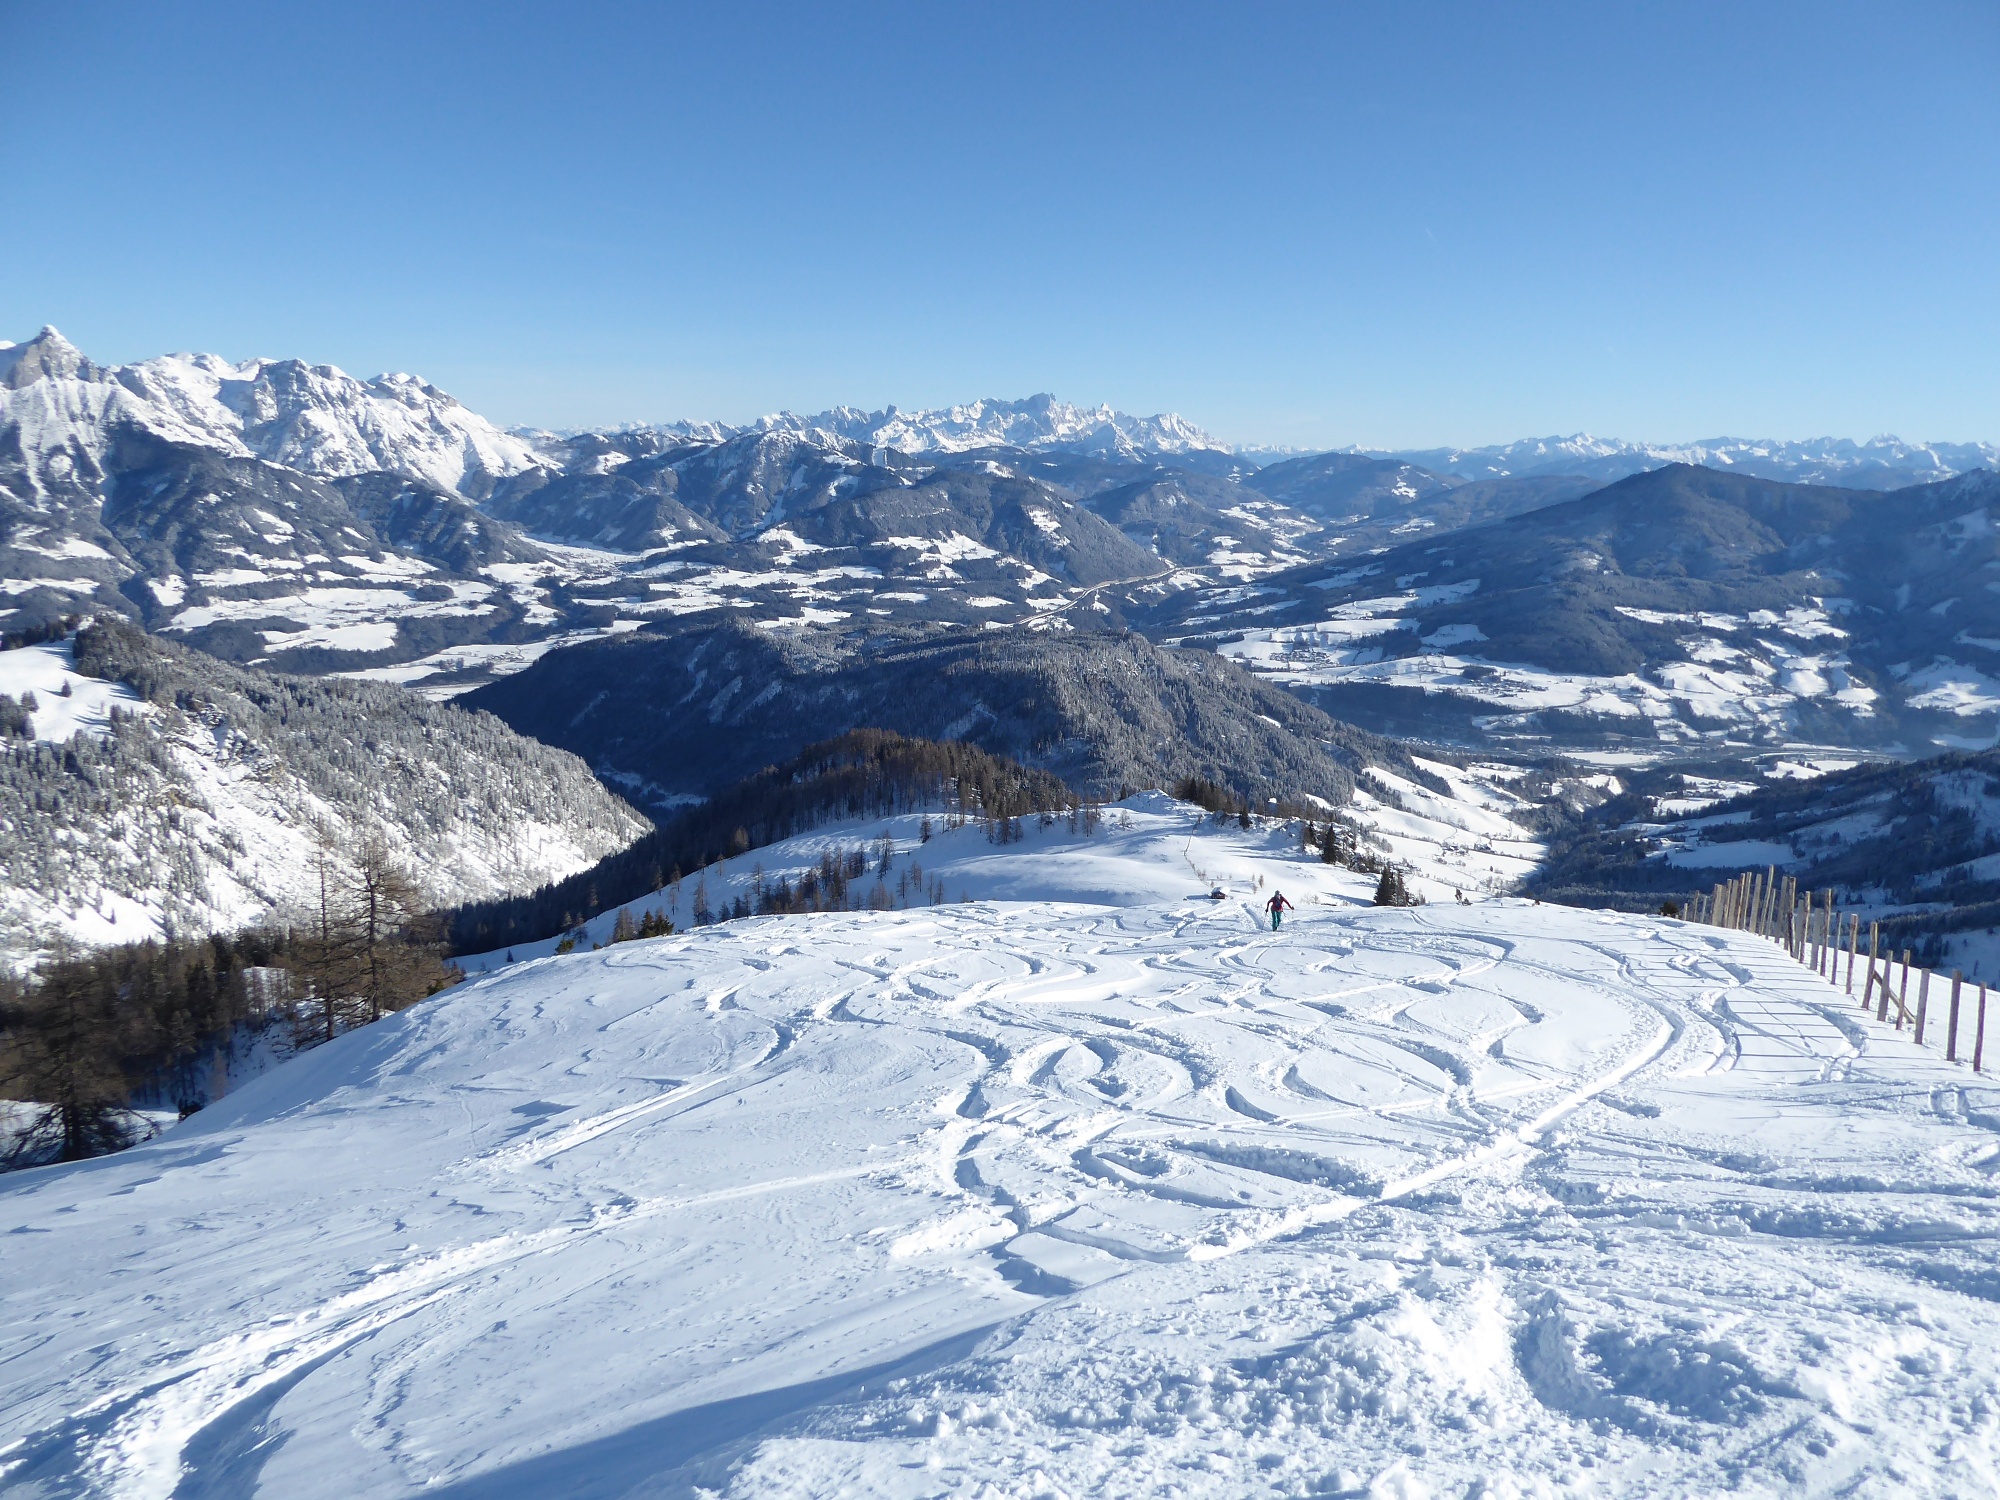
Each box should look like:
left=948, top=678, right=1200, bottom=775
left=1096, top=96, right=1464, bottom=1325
left=3, top=887, right=1996, bottom=1499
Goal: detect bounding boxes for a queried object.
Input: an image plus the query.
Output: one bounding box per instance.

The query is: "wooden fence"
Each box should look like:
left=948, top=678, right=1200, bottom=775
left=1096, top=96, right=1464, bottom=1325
left=1687, top=867, right=1988, bottom=1072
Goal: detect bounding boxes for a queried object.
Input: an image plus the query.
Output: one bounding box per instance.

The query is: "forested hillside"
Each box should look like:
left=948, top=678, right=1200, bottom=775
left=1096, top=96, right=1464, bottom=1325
left=0, top=620, right=646, bottom=967
left=1155, top=463, right=2000, bottom=753
left=465, top=620, right=1442, bottom=814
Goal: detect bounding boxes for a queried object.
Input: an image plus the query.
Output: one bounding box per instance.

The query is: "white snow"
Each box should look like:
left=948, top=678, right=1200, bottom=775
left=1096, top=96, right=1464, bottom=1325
left=0, top=639, right=149, bottom=743
left=1904, top=658, right=2000, bottom=715
left=165, top=585, right=498, bottom=656
left=7, top=810, right=1992, bottom=1496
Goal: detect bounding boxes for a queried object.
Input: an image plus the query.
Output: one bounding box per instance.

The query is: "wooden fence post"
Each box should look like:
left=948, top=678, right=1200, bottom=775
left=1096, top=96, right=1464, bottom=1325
left=1868, top=923, right=1880, bottom=999
left=1915, top=969, right=1931, bottom=1046
left=1977, top=984, right=1988, bottom=1073
left=1896, top=952, right=1912, bottom=1030
left=1947, top=972, right=1963, bottom=1062
left=1845, top=913, right=1858, bottom=995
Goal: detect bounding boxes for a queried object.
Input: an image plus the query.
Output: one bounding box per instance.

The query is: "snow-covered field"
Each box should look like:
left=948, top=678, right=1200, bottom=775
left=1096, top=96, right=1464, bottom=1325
left=461, top=791, right=1542, bottom=974
left=1206, top=594, right=1891, bottom=752
left=0, top=638, right=149, bottom=744
left=4, top=816, right=1998, bottom=1498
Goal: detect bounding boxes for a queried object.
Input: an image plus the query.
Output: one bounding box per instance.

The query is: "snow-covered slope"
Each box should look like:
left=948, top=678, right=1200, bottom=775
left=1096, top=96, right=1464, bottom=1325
left=0, top=624, right=647, bottom=967
left=459, top=789, right=1542, bottom=970
left=4, top=811, right=1994, bottom=1497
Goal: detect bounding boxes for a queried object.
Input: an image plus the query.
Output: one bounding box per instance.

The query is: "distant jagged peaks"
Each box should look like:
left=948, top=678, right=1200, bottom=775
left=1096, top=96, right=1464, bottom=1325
left=1370, top=432, right=2000, bottom=488
left=742, top=394, right=1226, bottom=460
left=569, top=393, right=1229, bottom=462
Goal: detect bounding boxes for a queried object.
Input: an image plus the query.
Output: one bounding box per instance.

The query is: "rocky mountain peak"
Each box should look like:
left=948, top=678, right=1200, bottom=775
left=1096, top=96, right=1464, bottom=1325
left=0, top=326, right=95, bottom=389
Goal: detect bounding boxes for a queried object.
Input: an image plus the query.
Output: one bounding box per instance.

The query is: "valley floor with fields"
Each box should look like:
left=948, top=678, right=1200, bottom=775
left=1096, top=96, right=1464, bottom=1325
left=3, top=816, right=1996, bottom=1499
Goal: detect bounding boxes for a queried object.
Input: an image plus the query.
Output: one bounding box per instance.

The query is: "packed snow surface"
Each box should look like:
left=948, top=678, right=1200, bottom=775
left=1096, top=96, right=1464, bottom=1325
left=3, top=822, right=1998, bottom=1498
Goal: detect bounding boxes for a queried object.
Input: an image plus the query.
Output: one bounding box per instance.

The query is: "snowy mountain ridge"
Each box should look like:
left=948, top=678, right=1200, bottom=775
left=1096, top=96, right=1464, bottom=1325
left=0, top=327, right=545, bottom=502
left=530, top=393, right=1228, bottom=463
left=11, top=328, right=1993, bottom=499
left=1375, top=431, right=2000, bottom=487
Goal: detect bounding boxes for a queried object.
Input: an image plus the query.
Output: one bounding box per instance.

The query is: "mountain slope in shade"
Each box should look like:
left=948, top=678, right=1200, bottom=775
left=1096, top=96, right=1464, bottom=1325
left=463, top=621, right=1440, bottom=812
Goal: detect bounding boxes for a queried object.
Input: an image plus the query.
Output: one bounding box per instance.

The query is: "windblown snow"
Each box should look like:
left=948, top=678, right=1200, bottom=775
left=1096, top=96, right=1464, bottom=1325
left=3, top=810, right=1995, bottom=1498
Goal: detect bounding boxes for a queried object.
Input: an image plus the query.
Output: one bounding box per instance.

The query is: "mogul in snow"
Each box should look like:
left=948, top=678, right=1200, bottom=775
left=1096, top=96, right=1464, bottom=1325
left=1265, top=890, right=1294, bottom=931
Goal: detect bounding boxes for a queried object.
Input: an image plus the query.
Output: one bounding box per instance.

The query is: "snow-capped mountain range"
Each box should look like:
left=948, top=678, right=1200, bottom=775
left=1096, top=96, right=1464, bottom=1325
left=561, top=395, right=1227, bottom=463
left=1378, top=432, right=2000, bottom=488
left=742, top=394, right=1224, bottom=460
left=14, top=326, right=1988, bottom=500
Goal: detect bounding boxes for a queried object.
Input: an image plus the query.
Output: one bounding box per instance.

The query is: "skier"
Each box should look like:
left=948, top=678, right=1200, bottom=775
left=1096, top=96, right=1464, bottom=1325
left=1265, top=890, right=1294, bottom=931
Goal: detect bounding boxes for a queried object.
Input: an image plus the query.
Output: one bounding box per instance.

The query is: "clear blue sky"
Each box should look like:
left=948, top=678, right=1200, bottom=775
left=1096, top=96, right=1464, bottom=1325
left=4, top=1, right=1995, bottom=449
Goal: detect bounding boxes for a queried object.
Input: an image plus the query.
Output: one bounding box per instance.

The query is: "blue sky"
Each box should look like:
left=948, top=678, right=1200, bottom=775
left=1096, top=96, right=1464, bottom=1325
left=4, top=1, right=1995, bottom=448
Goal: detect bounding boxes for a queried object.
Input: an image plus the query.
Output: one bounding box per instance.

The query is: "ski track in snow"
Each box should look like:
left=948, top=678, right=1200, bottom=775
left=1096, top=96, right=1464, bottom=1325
left=3, top=882, right=1999, bottom=1497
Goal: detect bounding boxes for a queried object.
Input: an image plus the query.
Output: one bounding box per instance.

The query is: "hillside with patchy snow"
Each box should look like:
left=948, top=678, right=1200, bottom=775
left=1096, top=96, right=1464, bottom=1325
left=3, top=807, right=1994, bottom=1497
left=1156, top=463, right=2000, bottom=757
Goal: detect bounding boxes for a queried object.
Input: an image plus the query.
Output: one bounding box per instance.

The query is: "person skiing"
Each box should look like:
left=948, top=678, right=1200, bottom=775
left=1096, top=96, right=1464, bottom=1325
left=1265, top=890, right=1294, bottom=931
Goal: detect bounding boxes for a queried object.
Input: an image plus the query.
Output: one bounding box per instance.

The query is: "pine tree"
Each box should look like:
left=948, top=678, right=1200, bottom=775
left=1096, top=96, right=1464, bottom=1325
left=1373, top=866, right=1413, bottom=907
left=0, top=942, right=136, bottom=1165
